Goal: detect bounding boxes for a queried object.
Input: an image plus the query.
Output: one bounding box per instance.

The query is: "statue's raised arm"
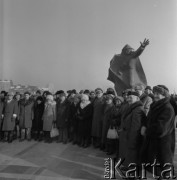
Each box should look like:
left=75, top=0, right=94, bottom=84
left=132, top=38, right=150, bottom=58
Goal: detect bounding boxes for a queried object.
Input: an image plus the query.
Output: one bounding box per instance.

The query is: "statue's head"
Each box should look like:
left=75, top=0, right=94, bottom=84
left=121, top=44, right=134, bottom=55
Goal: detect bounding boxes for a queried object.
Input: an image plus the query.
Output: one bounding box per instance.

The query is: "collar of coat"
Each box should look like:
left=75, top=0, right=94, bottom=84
left=150, top=97, right=170, bottom=112
left=20, top=98, right=34, bottom=106
left=122, top=101, right=143, bottom=118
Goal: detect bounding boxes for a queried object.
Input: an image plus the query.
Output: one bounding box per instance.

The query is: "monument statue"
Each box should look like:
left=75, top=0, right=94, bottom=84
left=108, top=39, right=149, bottom=95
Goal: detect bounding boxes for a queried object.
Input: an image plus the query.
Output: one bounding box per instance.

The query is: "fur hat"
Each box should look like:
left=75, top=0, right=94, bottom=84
left=36, top=90, right=41, bottom=94
left=36, top=96, right=43, bottom=102
left=56, top=90, right=64, bottom=95
left=71, top=89, right=77, bottom=94
left=95, top=88, right=103, bottom=93
left=153, top=85, right=169, bottom=97
left=84, top=89, right=90, bottom=94
left=127, top=91, right=140, bottom=97
left=106, top=94, right=114, bottom=100
left=106, top=88, right=115, bottom=96
left=145, top=86, right=152, bottom=91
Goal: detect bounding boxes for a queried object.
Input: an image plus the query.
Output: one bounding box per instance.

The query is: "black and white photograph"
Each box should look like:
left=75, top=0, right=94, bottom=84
left=0, top=0, right=177, bottom=179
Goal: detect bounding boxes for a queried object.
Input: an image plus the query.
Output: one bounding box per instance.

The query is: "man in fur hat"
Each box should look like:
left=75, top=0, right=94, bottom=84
left=141, top=85, right=175, bottom=178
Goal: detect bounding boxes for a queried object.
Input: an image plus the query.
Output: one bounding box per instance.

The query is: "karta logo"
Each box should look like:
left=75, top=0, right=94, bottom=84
left=104, top=158, right=176, bottom=179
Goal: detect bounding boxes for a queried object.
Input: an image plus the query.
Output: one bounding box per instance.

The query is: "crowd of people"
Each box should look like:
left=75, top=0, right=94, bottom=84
left=0, top=84, right=176, bottom=177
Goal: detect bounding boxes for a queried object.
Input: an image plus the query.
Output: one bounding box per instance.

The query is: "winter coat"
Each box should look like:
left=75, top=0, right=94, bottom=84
left=119, top=101, right=146, bottom=166
left=56, top=100, right=69, bottom=128
left=32, top=102, right=44, bottom=131
left=18, top=98, right=34, bottom=129
left=101, top=103, right=115, bottom=144
left=2, top=100, right=18, bottom=131
left=141, top=98, right=175, bottom=168
left=140, top=93, right=152, bottom=115
left=0, top=100, right=4, bottom=128
left=77, top=103, right=93, bottom=137
left=68, top=102, right=79, bottom=131
left=91, top=96, right=105, bottom=138
left=42, top=101, right=56, bottom=131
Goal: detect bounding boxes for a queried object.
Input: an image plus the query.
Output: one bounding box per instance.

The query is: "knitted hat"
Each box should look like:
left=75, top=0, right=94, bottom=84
left=153, top=85, right=169, bottom=97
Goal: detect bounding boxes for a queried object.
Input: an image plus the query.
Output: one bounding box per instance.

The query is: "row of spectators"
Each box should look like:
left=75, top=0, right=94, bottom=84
left=0, top=84, right=176, bottom=177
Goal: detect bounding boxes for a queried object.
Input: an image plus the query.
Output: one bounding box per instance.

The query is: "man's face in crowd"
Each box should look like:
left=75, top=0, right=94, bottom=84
left=16, top=94, right=21, bottom=101
left=90, top=93, right=95, bottom=99
left=25, top=94, right=30, bottom=100
left=136, top=89, right=143, bottom=96
left=96, top=90, right=103, bottom=98
left=106, top=98, right=113, bottom=105
left=60, top=95, right=66, bottom=102
left=145, top=89, right=151, bottom=95
left=154, top=92, right=165, bottom=102
left=127, top=95, right=139, bottom=105
left=7, top=95, right=13, bottom=101
left=70, top=93, right=75, bottom=98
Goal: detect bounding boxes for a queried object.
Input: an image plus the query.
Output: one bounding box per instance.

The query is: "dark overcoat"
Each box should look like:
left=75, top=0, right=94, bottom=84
left=32, top=102, right=44, bottom=131
left=2, top=100, right=18, bottom=131
left=141, top=98, right=175, bottom=169
left=119, top=101, right=145, bottom=166
left=42, top=101, right=56, bottom=131
left=0, top=100, right=4, bottom=128
left=56, top=100, right=69, bottom=128
left=77, top=103, right=93, bottom=138
left=68, top=102, right=79, bottom=132
left=91, top=97, right=104, bottom=138
left=18, top=99, right=34, bottom=128
left=101, top=103, right=115, bottom=144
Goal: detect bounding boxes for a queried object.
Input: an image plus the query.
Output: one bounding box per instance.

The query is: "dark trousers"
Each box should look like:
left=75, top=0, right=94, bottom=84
left=20, top=128, right=31, bottom=140
left=4, top=131, right=13, bottom=142
left=58, top=127, right=68, bottom=143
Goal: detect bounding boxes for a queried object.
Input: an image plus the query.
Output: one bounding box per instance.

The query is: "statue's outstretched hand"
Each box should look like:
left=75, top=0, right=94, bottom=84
left=140, top=38, right=149, bottom=47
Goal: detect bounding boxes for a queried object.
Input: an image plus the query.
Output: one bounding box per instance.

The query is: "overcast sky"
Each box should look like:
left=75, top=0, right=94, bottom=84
left=1, top=0, right=177, bottom=92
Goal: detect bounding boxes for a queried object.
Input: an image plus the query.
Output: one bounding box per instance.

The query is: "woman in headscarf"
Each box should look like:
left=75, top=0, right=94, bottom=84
left=76, top=94, right=93, bottom=148
left=42, top=94, right=56, bottom=143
